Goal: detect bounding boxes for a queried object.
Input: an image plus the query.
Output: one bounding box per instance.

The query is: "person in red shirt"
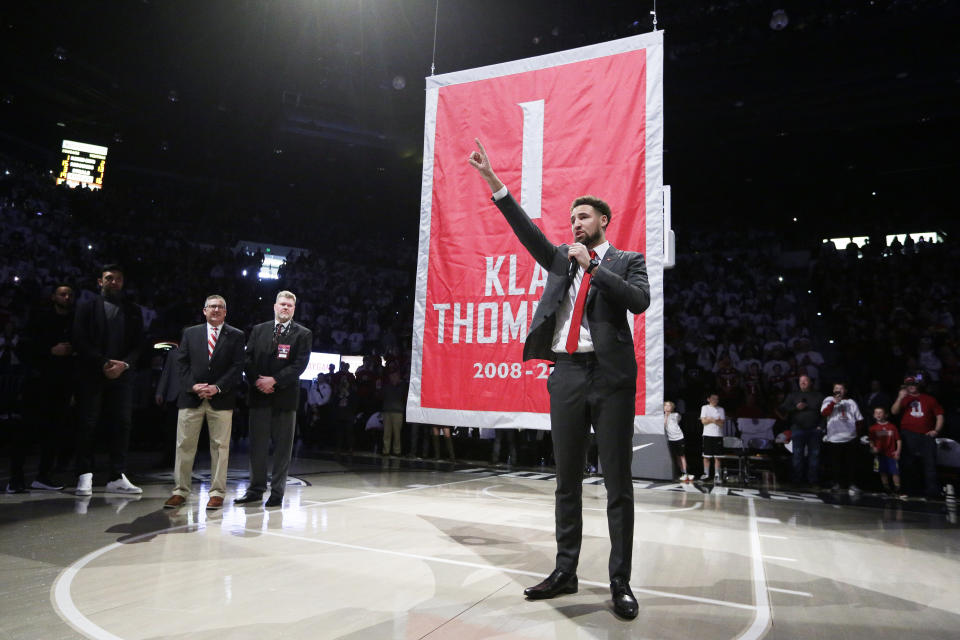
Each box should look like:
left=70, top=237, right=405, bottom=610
left=891, top=375, right=944, bottom=498
left=868, top=407, right=904, bottom=497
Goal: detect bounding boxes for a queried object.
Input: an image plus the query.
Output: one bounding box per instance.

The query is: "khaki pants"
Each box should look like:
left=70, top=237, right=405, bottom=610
left=382, top=411, right=404, bottom=455
left=173, top=401, right=233, bottom=498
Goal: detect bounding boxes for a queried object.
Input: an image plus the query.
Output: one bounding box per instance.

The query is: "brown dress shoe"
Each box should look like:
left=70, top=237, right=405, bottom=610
left=206, top=496, right=224, bottom=510
left=164, top=495, right=186, bottom=509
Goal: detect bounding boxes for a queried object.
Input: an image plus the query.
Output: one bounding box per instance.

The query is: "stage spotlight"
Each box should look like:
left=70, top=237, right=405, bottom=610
left=770, top=9, right=789, bottom=31
left=392, top=75, right=406, bottom=90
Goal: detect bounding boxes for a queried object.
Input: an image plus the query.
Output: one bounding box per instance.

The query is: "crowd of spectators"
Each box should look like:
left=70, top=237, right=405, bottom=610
left=2, top=152, right=958, bottom=497
left=662, top=230, right=959, bottom=496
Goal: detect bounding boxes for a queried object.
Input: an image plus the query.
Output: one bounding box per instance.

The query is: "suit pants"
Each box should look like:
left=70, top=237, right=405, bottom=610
left=248, top=407, right=296, bottom=498
left=172, top=401, right=233, bottom=498
left=548, top=354, right=635, bottom=581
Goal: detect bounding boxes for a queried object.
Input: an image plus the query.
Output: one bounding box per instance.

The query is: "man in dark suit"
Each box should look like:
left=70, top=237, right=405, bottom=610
left=235, top=291, right=312, bottom=508
left=163, top=295, right=245, bottom=510
left=73, top=264, right=145, bottom=497
left=469, top=140, right=650, bottom=619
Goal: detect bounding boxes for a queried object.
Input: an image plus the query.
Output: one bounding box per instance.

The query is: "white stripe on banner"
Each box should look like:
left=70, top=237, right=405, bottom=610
left=518, top=99, right=544, bottom=220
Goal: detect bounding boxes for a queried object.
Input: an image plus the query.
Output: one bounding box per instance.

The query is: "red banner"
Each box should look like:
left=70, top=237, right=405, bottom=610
left=409, top=33, right=664, bottom=431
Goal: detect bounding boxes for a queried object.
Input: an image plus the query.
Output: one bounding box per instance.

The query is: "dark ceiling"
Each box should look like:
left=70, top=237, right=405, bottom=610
left=2, top=0, right=958, bottom=241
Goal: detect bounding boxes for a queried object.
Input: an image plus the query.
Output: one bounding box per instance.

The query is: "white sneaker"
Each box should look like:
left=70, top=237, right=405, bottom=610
left=74, top=495, right=91, bottom=515
left=699, top=473, right=710, bottom=481
left=848, top=485, right=861, bottom=496
left=105, top=473, right=142, bottom=494
left=76, top=473, right=93, bottom=496
left=31, top=479, right=64, bottom=491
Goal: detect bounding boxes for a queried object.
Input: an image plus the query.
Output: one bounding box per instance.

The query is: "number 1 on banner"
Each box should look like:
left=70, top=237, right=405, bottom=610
left=518, top=99, right=544, bottom=219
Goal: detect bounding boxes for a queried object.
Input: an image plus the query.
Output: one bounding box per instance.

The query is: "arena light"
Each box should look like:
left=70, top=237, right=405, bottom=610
left=300, top=352, right=341, bottom=381
left=885, top=231, right=943, bottom=246
left=823, top=236, right=869, bottom=249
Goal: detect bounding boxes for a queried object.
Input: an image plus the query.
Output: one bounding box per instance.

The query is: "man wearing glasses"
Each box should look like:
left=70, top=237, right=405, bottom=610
left=163, top=295, right=245, bottom=510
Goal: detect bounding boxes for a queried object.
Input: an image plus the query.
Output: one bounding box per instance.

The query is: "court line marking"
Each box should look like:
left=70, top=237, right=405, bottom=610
left=242, top=527, right=758, bottom=612
left=737, top=498, right=773, bottom=640
left=480, top=485, right=705, bottom=514
left=755, top=517, right=780, bottom=524
left=50, top=475, right=493, bottom=640
left=759, top=534, right=788, bottom=540
left=53, top=474, right=764, bottom=639
left=768, top=587, right=813, bottom=597
left=762, top=555, right=797, bottom=562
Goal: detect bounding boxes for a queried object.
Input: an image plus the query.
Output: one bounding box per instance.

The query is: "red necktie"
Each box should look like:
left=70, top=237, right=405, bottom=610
left=565, top=250, right=597, bottom=354
left=208, top=326, right=218, bottom=359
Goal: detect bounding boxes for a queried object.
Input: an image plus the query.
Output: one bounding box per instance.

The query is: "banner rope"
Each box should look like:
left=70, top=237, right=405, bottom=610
left=430, top=0, right=440, bottom=76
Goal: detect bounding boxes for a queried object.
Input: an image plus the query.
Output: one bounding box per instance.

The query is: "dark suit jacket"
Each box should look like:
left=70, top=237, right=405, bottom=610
left=73, top=294, right=144, bottom=378
left=495, top=193, right=650, bottom=389
left=245, top=320, right=312, bottom=411
left=176, top=323, right=246, bottom=410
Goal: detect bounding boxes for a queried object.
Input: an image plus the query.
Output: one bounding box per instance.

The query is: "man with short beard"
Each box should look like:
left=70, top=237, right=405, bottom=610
left=469, top=139, right=650, bottom=620
left=72, top=265, right=145, bottom=496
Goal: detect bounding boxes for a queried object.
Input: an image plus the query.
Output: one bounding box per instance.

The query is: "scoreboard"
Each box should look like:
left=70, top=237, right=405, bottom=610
left=56, top=139, right=108, bottom=190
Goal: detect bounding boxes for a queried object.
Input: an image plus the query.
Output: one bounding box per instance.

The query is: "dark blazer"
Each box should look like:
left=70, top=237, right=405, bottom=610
left=495, top=193, right=650, bottom=389
left=245, top=320, right=312, bottom=411
left=73, top=294, right=144, bottom=377
left=176, top=323, right=246, bottom=410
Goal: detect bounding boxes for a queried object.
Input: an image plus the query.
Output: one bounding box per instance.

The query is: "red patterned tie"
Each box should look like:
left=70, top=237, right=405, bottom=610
left=208, top=326, right=218, bottom=359
left=565, top=250, right=597, bottom=354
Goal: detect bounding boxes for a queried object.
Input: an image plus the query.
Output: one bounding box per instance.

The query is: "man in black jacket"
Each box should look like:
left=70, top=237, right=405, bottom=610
left=72, top=264, right=144, bottom=497
left=235, top=291, right=312, bottom=508
left=469, top=140, right=650, bottom=619
left=7, top=284, right=75, bottom=493
left=163, top=295, right=245, bottom=510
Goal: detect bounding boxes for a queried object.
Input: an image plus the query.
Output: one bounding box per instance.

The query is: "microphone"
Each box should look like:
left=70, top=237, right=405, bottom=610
left=568, top=255, right=579, bottom=281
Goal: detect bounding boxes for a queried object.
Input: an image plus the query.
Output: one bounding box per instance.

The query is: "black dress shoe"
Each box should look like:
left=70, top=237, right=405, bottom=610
left=264, top=494, right=283, bottom=508
left=610, top=576, right=639, bottom=619
left=524, top=569, right=578, bottom=599
left=234, top=493, right=263, bottom=505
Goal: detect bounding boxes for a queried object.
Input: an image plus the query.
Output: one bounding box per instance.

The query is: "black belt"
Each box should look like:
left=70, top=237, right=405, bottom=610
left=553, top=351, right=598, bottom=363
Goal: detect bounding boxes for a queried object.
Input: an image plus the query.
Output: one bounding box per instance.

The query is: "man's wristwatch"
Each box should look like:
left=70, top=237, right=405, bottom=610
left=586, top=257, right=600, bottom=274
